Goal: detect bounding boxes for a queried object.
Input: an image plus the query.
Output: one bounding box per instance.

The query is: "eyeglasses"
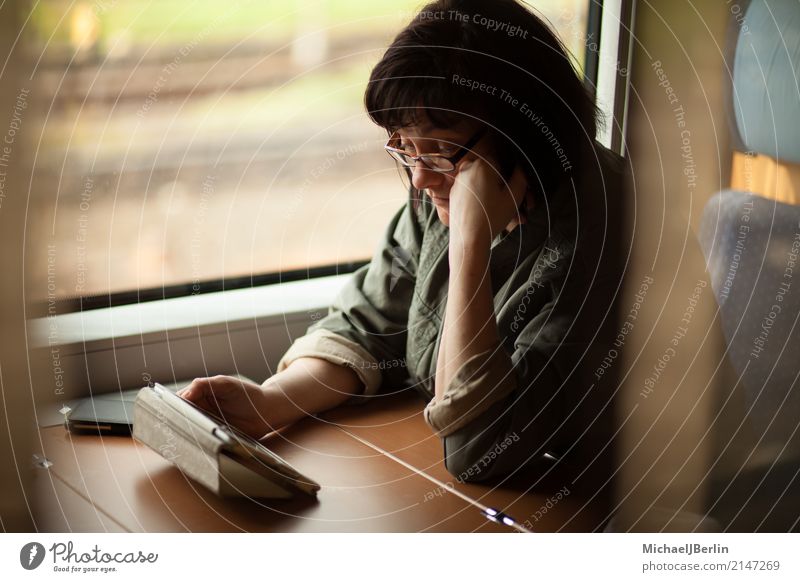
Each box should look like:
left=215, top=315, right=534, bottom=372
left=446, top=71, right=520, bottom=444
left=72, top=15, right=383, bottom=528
left=384, top=127, right=486, bottom=173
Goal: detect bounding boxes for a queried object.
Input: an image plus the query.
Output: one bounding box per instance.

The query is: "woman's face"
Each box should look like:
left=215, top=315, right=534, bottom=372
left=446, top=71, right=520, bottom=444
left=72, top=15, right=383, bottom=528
left=395, top=121, right=480, bottom=226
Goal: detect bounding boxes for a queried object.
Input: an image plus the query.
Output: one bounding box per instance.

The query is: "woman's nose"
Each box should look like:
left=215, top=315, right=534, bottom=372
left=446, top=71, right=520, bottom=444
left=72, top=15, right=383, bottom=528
left=411, top=164, right=444, bottom=191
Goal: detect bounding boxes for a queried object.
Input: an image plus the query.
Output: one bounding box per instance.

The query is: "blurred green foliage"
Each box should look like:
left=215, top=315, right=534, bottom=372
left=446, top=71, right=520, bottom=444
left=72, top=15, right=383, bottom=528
left=30, top=0, right=424, bottom=49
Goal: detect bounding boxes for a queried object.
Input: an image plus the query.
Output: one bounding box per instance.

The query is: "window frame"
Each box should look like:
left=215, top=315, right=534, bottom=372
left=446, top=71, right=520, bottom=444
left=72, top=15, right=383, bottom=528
left=590, top=0, right=636, bottom=155
left=35, top=259, right=368, bottom=315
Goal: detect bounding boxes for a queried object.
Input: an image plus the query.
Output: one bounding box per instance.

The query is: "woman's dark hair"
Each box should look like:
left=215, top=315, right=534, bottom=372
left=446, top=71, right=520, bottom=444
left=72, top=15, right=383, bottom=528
left=365, top=0, right=598, bottom=201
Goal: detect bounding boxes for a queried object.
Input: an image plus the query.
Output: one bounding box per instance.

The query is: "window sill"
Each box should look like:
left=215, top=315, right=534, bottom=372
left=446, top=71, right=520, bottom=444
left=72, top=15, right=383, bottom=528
left=31, top=274, right=349, bottom=350
left=29, top=274, right=352, bottom=401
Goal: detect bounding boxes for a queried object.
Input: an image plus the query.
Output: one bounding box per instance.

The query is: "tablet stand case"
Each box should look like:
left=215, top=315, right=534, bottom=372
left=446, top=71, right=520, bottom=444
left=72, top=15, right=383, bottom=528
left=133, top=384, right=320, bottom=499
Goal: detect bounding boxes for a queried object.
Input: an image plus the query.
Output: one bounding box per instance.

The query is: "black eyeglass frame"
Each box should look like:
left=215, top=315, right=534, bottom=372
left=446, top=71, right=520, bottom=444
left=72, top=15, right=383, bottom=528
left=383, top=127, right=487, bottom=173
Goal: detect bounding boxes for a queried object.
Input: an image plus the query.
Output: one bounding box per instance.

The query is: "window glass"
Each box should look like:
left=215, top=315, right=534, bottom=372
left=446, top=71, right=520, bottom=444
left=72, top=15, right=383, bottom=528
left=28, top=0, right=588, bottom=301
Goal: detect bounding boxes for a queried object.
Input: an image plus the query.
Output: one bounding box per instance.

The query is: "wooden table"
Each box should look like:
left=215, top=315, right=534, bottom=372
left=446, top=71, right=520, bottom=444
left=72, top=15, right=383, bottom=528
left=32, top=390, right=608, bottom=532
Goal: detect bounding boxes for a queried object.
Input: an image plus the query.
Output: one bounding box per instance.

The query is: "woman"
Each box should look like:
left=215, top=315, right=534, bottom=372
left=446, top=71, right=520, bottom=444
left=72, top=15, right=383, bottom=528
left=179, top=0, right=623, bottom=488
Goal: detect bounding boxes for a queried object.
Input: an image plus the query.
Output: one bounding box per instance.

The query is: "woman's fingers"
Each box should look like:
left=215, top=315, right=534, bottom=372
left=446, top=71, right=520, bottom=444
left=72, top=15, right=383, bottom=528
left=178, top=376, right=233, bottom=411
left=173, top=376, right=269, bottom=438
left=177, top=377, right=207, bottom=401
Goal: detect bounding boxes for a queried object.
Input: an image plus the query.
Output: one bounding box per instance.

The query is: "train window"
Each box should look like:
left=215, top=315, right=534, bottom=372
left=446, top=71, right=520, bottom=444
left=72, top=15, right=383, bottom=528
left=27, top=0, right=594, bottom=308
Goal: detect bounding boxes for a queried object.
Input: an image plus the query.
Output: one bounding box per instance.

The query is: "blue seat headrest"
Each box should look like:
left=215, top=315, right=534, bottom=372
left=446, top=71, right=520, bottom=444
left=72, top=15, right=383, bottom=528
left=733, top=0, right=800, bottom=163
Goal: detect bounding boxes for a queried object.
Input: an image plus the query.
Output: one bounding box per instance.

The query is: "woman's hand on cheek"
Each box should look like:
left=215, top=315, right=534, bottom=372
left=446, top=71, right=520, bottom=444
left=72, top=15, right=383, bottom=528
left=448, top=158, right=528, bottom=247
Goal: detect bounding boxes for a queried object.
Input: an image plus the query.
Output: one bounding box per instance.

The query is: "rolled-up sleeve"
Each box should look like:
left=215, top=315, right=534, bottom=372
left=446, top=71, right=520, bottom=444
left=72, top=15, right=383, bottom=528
left=428, top=260, right=618, bottom=483
left=275, top=196, right=425, bottom=397
left=436, top=334, right=575, bottom=481
left=423, top=345, right=517, bottom=437
left=275, top=328, right=384, bottom=396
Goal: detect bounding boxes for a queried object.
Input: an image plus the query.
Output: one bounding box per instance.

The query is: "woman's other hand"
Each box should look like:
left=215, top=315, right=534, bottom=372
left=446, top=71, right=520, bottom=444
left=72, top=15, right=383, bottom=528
left=448, top=157, right=530, bottom=246
left=178, top=375, right=273, bottom=439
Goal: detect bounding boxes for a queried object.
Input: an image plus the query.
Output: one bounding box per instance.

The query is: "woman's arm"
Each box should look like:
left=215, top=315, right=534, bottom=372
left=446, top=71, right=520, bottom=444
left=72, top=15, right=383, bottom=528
left=434, top=158, right=527, bottom=401
left=179, top=357, right=362, bottom=438
left=435, top=235, right=500, bottom=401
left=260, top=357, right=363, bottom=426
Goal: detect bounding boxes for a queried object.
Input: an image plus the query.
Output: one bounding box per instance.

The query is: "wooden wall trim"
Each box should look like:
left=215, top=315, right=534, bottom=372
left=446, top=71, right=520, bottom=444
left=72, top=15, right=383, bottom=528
left=730, top=151, right=800, bottom=204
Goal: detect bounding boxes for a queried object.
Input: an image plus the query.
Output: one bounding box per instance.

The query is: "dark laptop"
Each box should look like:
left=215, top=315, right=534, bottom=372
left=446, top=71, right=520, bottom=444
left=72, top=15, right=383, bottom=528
left=66, top=375, right=253, bottom=436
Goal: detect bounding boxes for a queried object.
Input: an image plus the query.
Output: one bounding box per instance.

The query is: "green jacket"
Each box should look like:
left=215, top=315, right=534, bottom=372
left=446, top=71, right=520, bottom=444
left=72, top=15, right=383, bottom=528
left=278, top=146, right=624, bottom=485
